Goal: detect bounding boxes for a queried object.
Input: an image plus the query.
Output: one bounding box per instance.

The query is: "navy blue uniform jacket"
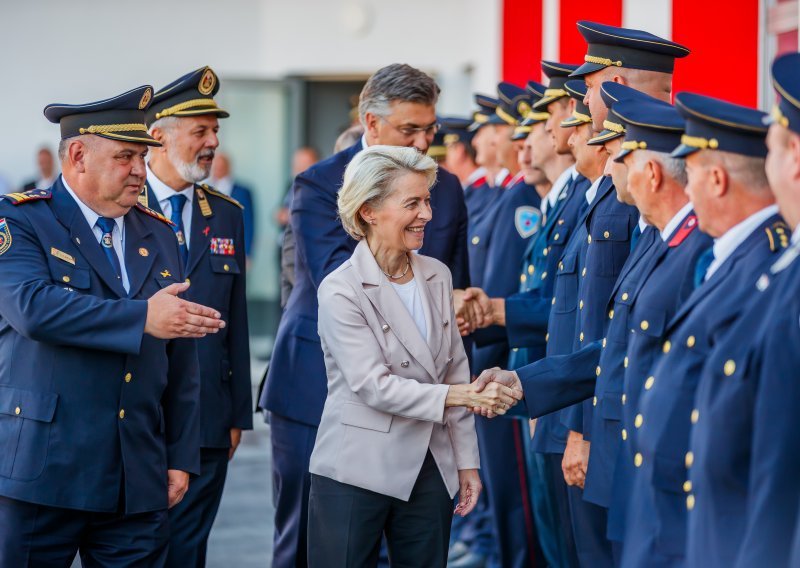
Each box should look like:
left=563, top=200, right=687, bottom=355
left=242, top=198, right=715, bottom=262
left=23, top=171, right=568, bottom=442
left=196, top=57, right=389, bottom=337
left=142, top=182, right=253, bottom=448
left=260, top=142, right=470, bottom=426
left=0, top=179, right=201, bottom=514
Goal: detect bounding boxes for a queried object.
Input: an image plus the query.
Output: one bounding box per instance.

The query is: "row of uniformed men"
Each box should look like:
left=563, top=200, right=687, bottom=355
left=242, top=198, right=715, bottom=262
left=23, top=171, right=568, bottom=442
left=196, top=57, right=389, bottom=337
left=0, top=67, right=253, bottom=566
left=433, top=19, right=800, bottom=568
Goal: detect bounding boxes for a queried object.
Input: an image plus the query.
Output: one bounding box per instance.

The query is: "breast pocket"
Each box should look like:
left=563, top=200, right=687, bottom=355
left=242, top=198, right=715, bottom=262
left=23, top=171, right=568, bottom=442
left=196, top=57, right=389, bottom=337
left=0, top=385, right=58, bottom=481
left=553, top=252, right=579, bottom=313
left=341, top=402, right=393, bottom=433
left=590, top=215, right=631, bottom=277
left=47, top=258, right=91, bottom=290
left=209, top=256, right=241, bottom=275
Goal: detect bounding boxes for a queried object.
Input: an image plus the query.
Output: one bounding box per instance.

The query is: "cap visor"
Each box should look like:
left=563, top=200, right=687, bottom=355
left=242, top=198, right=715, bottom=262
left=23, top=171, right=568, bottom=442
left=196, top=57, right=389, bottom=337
left=173, top=107, right=230, bottom=119
left=533, top=95, right=564, bottom=110
left=613, top=148, right=633, bottom=163
left=560, top=117, right=587, bottom=128
left=671, top=144, right=700, bottom=159
left=487, top=114, right=507, bottom=125
left=96, top=131, right=162, bottom=147
left=587, top=130, right=623, bottom=146
left=569, top=62, right=606, bottom=78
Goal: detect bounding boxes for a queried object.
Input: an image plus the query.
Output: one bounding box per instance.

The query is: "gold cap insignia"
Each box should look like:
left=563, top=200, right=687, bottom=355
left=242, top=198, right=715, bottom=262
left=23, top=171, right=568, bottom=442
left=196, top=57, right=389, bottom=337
left=518, top=101, right=532, bottom=118
left=198, top=68, right=216, bottom=96
left=139, top=88, right=152, bottom=110
left=139, top=247, right=149, bottom=257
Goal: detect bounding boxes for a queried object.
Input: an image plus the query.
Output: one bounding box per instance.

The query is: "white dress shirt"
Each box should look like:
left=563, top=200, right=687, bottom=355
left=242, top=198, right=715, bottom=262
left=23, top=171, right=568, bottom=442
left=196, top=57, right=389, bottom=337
left=146, top=164, right=194, bottom=249
left=543, top=165, right=576, bottom=216
left=705, top=204, right=779, bottom=280
left=585, top=176, right=603, bottom=206
left=660, top=202, right=695, bottom=241
left=61, top=176, right=129, bottom=292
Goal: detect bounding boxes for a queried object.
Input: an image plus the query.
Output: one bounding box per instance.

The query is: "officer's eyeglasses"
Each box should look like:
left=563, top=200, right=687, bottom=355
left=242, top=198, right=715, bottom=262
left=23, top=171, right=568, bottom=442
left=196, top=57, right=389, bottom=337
left=380, top=117, right=441, bottom=137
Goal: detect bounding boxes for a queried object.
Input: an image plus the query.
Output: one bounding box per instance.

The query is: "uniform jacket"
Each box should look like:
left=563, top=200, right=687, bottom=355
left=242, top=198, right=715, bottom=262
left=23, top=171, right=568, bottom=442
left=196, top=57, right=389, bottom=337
left=309, top=240, right=479, bottom=500
left=0, top=179, right=200, bottom=514
left=142, top=181, right=253, bottom=448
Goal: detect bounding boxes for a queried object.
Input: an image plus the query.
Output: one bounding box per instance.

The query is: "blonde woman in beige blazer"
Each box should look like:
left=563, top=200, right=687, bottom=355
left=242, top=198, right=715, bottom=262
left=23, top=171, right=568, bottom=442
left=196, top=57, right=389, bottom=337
left=307, top=145, right=521, bottom=568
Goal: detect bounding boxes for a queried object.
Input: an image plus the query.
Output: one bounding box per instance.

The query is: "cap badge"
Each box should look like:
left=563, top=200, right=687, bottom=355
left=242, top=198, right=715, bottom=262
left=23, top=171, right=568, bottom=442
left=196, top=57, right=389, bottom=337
left=139, top=88, right=152, bottom=110
left=199, top=69, right=216, bottom=96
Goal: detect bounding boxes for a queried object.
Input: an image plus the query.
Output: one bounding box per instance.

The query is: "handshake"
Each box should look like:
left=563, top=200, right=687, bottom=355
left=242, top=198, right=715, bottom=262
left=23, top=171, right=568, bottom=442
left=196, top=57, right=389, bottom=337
left=454, top=287, right=503, bottom=336
left=448, top=368, right=526, bottom=417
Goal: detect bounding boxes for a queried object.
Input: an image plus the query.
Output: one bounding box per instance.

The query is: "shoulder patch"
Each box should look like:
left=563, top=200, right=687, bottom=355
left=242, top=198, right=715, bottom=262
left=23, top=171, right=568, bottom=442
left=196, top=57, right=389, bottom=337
left=135, top=203, right=175, bottom=226
left=3, top=188, right=51, bottom=205
left=765, top=221, right=790, bottom=252
left=200, top=183, right=244, bottom=209
left=515, top=206, right=542, bottom=239
left=668, top=214, right=698, bottom=247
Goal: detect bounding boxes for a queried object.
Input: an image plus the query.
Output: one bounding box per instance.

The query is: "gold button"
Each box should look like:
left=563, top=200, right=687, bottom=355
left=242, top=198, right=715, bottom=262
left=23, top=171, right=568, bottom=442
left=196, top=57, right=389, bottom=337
left=558, top=219, right=564, bottom=225
left=685, top=451, right=694, bottom=468
left=686, top=335, right=696, bottom=348
left=545, top=333, right=549, bottom=342
left=223, top=264, right=230, bottom=272
left=554, top=234, right=560, bottom=241
left=640, top=320, right=649, bottom=331
left=472, top=236, right=480, bottom=245
left=622, top=393, right=627, bottom=405
left=559, top=262, right=564, bottom=271
left=552, top=297, right=556, bottom=305
left=724, top=360, right=736, bottom=376
left=593, top=396, right=598, bottom=406
left=635, top=414, right=643, bottom=428
left=596, top=366, right=601, bottom=376
left=621, top=292, right=629, bottom=301
left=587, top=235, right=592, bottom=244
left=604, top=230, right=610, bottom=238
left=602, top=338, right=607, bottom=348
left=582, top=267, right=587, bottom=277
left=663, top=341, right=671, bottom=354
left=580, top=332, right=584, bottom=342
left=691, top=409, right=699, bottom=424
left=645, top=376, right=655, bottom=390
left=14, top=406, right=20, bottom=415
left=624, top=356, right=629, bottom=368
left=608, top=309, right=614, bottom=319
left=687, top=495, right=695, bottom=510
left=541, top=271, right=547, bottom=280
left=543, top=248, right=548, bottom=256
left=124, top=372, right=132, bottom=383
left=520, top=274, right=527, bottom=283
left=634, top=453, right=643, bottom=467
left=62, top=275, right=71, bottom=283
left=621, top=429, right=627, bottom=440
left=684, top=480, right=692, bottom=493
left=579, top=300, right=584, bottom=310
left=119, top=409, right=125, bottom=419
left=528, top=265, right=534, bottom=275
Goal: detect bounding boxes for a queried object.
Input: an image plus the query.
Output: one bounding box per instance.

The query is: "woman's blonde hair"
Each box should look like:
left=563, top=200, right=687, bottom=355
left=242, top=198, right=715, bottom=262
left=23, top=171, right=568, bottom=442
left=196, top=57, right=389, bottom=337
left=338, top=145, right=437, bottom=240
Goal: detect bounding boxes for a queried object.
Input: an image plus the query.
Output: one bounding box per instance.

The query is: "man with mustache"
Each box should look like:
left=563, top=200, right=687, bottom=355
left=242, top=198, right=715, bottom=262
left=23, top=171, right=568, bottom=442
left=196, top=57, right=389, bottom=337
left=0, top=85, right=224, bottom=566
left=144, top=66, right=253, bottom=568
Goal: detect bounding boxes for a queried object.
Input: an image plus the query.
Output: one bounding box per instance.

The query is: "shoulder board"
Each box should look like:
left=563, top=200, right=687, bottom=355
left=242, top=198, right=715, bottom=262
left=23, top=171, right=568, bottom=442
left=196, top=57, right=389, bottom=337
left=765, top=221, right=790, bottom=252
left=199, top=183, right=244, bottom=209
left=3, top=188, right=51, bottom=205
left=135, top=203, right=175, bottom=226
left=668, top=214, right=699, bottom=247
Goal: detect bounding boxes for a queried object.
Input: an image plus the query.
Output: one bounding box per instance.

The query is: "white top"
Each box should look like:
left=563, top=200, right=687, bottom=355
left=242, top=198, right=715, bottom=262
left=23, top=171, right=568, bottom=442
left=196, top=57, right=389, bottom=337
left=146, top=164, right=195, bottom=249
left=706, top=204, right=779, bottom=280
left=543, top=165, right=575, bottom=216
left=661, top=202, right=694, bottom=241
left=390, top=278, right=428, bottom=341
left=585, top=175, right=603, bottom=205
left=61, top=175, right=129, bottom=292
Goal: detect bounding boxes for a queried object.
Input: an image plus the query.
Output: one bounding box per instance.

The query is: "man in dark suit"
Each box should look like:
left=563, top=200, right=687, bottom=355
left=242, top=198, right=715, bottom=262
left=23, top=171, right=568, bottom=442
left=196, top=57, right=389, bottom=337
left=259, top=63, right=470, bottom=568
left=143, top=66, right=253, bottom=568
left=0, top=85, right=224, bottom=566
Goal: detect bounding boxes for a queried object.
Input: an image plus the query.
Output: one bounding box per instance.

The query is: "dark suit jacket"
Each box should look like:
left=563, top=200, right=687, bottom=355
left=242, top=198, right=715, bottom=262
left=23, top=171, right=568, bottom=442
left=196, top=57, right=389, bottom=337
left=0, top=179, right=201, bottom=514
left=260, top=141, right=469, bottom=426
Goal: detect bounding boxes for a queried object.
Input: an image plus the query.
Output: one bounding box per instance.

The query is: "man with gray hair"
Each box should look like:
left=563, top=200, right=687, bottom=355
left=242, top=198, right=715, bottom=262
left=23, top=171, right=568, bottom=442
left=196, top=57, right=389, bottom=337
left=259, top=63, right=470, bottom=568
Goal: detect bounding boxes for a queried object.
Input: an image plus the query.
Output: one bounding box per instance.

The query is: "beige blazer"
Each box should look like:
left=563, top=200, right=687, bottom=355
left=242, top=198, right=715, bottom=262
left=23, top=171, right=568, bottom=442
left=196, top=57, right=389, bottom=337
left=309, top=240, right=480, bottom=501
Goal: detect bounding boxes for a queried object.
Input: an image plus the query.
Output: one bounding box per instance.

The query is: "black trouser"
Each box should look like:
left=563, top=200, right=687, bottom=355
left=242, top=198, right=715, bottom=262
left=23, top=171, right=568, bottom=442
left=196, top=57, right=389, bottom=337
left=308, top=452, right=452, bottom=568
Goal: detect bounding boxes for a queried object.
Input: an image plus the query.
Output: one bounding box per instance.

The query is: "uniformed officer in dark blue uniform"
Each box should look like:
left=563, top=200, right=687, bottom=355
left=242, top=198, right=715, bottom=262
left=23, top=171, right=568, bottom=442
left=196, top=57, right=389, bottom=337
left=467, top=81, right=544, bottom=568
left=259, top=63, right=470, bottom=568
left=685, top=53, right=800, bottom=568
left=470, top=93, right=514, bottom=194
left=622, top=93, right=786, bottom=568
left=0, top=86, right=226, bottom=566
left=142, top=66, right=253, bottom=568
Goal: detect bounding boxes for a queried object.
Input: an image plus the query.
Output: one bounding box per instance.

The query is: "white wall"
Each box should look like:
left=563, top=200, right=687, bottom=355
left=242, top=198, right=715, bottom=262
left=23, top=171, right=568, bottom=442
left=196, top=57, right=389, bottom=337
left=2, top=0, right=500, bottom=187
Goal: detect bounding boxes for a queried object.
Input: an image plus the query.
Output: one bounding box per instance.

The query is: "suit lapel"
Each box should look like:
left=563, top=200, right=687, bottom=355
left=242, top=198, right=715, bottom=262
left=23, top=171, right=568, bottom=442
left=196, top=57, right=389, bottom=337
left=185, top=187, right=211, bottom=277
left=124, top=210, right=158, bottom=298
left=49, top=180, right=127, bottom=298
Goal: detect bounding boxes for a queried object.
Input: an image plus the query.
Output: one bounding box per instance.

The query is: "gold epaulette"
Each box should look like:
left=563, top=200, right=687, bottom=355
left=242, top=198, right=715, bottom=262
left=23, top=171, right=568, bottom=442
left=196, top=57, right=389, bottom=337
left=199, top=183, right=244, bottom=209
left=765, top=221, right=790, bottom=251
left=3, top=188, right=51, bottom=205
left=135, top=203, right=175, bottom=226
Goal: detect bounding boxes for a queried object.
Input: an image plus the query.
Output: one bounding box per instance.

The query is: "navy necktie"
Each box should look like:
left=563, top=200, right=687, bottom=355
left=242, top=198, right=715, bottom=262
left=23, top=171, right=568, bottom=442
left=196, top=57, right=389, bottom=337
left=630, top=224, right=643, bottom=252
left=694, top=248, right=715, bottom=288
left=95, top=217, right=122, bottom=280
left=167, top=194, right=189, bottom=265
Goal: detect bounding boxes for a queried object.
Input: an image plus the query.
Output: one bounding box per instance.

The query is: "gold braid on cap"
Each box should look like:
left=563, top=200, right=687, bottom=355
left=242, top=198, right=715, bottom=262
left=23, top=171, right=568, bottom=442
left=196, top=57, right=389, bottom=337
left=603, top=120, right=625, bottom=134
left=585, top=55, right=623, bottom=67
left=621, top=140, right=648, bottom=150
left=543, top=88, right=568, bottom=98
left=525, top=111, right=551, bottom=121
left=772, top=105, right=789, bottom=128
left=155, top=98, right=219, bottom=120
left=572, top=111, right=592, bottom=123
left=495, top=106, right=518, bottom=126
left=681, top=134, right=719, bottom=150
left=79, top=123, right=148, bottom=135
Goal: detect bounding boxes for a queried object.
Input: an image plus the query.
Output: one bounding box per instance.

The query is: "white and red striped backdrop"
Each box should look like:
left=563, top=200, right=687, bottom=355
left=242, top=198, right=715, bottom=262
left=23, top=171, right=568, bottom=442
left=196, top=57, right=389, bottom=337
left=501, top=0, right=799, bottom=108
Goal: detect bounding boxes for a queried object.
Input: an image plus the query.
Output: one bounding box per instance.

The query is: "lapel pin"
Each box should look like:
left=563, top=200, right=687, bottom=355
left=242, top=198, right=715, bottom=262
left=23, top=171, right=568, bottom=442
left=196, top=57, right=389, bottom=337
left=160, top=269, right=171, bottom=278
left=203, top=226, right=210, bottom=237
left=139, top=247, right=149, bottom=257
